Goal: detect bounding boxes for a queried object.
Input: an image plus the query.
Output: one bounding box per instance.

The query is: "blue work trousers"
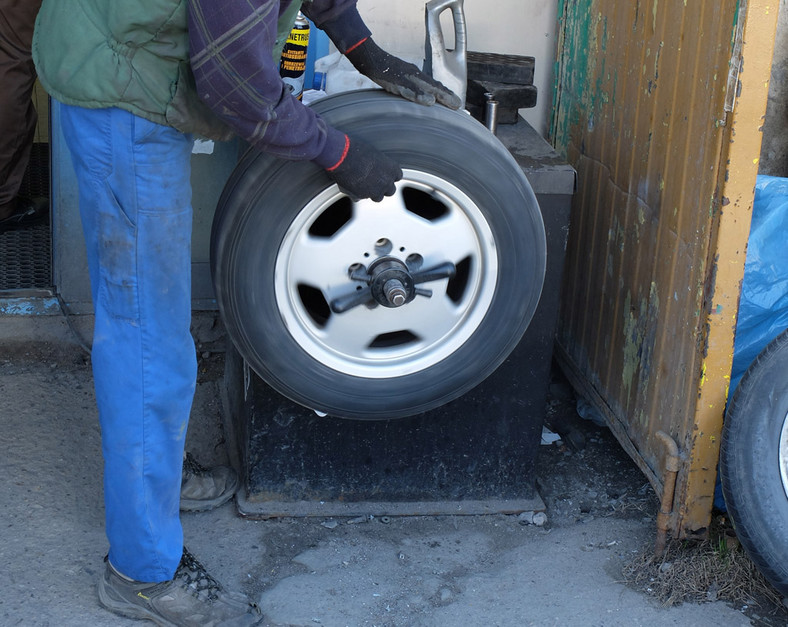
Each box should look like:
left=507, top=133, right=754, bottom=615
left=60, top=104, right=196, bottom=582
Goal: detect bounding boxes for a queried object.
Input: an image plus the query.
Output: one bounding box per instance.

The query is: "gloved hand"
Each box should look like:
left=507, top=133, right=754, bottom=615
left=346, top=38, right=462, bottom=110
left=325, top=134, right=403, bottom=202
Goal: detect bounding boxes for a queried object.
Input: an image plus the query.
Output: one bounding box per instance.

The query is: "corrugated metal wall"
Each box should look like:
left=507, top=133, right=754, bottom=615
left=551, top=0, right=777, bottom=535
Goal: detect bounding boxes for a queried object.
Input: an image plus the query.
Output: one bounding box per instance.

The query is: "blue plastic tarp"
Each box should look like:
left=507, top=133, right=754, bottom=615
left=728, top=175, right=788, bottom=397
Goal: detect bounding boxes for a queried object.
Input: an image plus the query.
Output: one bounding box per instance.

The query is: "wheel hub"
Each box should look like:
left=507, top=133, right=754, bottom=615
left=367, top=257, right=416, bottom=308
left=370, top=257, right=416, bottom=307
left=330, top=255, right=456, bottom=314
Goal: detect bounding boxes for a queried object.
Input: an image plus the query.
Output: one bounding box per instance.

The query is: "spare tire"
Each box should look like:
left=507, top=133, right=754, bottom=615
left=211, top=90, right=546, bottom=419
left=720, top=327, right=788, bottom=596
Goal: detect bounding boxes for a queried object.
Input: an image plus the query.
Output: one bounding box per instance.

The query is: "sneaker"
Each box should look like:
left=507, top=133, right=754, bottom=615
left=181, top=452, right=239, bottom=512
left=98, top=549, right=262, bottom=626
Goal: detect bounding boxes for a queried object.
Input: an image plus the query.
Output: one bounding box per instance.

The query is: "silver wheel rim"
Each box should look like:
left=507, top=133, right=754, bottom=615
left=780, top=409, right=788, bottom=499
left=275, top=169, right=498, bottom=378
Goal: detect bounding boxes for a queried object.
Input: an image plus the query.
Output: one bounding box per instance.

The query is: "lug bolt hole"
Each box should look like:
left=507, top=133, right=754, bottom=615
left=406, top=253, right=424, bottom=271
left=374, top=238, right=393, bottom=255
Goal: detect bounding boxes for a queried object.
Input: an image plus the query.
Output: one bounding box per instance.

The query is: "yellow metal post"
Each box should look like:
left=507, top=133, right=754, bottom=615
left=677, top=0, right=780, bottom=533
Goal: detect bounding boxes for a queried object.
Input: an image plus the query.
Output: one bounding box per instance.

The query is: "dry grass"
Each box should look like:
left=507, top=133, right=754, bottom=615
left=622, top=516, right=787, bottom=621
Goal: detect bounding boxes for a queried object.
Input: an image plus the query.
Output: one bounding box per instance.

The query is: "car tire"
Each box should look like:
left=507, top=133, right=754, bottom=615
left=211, top=90, right=546, bottom=419
left=720, top=327, right=788, bottom=595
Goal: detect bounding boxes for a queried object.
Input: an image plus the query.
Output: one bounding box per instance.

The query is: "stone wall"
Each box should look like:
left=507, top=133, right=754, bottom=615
left=759, top=0, right=788, bottom=176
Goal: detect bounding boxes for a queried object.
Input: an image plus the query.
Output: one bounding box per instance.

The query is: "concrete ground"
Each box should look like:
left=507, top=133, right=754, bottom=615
left=0, top=313, right=778, bottom=626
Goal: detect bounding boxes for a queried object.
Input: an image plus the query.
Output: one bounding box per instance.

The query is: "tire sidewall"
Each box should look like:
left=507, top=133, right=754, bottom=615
left=720, top=328, right=788, bottom=593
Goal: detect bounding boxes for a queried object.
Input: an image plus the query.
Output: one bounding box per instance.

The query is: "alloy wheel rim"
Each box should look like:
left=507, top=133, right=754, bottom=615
left=274, top=169, right=498, bottom=378
left=780, top=409, right=788, bottom=499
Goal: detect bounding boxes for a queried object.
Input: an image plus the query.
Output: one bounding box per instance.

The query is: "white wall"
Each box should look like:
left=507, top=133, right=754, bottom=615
left=356, top=0, right=558, bottom=136
left=759, top=0, right=788, bottom=175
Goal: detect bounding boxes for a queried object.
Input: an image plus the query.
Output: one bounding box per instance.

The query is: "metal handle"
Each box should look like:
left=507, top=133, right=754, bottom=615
left=423, top=0, right=467, bottom=107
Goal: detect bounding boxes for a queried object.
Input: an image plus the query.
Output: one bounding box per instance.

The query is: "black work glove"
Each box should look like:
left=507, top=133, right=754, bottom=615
left=346, top=38, right=462, bottom=110
left=325, top=135, right=403, bottom=202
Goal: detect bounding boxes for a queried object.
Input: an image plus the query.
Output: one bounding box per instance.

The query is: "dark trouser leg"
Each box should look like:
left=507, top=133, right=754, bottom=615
left=0, top=0, right=43, bottom=217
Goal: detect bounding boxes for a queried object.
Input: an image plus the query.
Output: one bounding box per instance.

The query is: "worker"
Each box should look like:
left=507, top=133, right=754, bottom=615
left=32, top=1, right=460, bottom=625
left=0, top=0, right=47, bottom=232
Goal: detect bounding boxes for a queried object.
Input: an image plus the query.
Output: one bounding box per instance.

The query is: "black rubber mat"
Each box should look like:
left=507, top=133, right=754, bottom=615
left=0, top=143, right=51, bottom=291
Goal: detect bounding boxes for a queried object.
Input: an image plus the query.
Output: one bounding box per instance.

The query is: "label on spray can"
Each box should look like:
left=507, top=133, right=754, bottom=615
left=279, top=12, right=310, bottom=100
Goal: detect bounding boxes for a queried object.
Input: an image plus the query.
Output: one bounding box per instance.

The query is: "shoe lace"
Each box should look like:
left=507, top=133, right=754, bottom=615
left=183, top=452, right=209, bottom=478
left=174, top=548, right=223, bottom=602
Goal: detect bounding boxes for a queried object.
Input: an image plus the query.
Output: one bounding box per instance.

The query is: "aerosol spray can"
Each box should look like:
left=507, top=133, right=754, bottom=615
left=280, top=12, right=310, bottom=100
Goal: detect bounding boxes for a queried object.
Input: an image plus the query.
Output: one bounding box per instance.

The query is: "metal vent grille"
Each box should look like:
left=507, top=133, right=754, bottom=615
left=1, top=143, right=51, bottom=291
left=0, top=223, right=52, bottom=289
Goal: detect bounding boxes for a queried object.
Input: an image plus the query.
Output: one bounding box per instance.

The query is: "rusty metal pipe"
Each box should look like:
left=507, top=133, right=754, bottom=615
left=655, top=430, right=681, bottom=555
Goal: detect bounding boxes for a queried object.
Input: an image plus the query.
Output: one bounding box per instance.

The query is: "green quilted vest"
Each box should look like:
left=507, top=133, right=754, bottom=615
left=33, top=0, right=303, bottom=139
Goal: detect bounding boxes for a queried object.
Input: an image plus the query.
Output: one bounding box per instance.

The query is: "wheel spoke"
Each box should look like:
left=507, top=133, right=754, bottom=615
left=351, top=199, right=436, bottom=259
left=287, top=233, right=350, bottom=289
left=320, top=306, right=385, bottom=355
left=348, top=192, right=479, bottom=266
left=287, top=192, right=431, bottom=290
left=318, top=285, right=463, bottom=356
left=399, top=206, right=482, bottom=265
left=378, top=290, right=463, bottom=341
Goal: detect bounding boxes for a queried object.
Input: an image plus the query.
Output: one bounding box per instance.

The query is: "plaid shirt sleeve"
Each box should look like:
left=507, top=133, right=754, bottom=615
left=187, top=0, right=365, bottom=166
left=301, top=0, right=370, bottom=53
